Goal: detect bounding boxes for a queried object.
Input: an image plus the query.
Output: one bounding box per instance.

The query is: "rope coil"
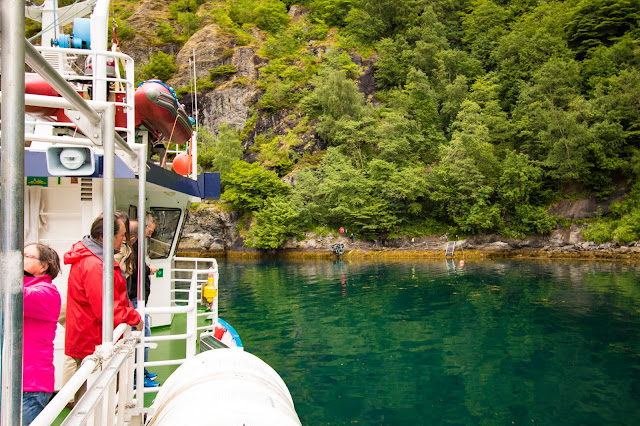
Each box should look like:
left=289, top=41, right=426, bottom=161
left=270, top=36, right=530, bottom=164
left=81, top=334, right=139, bottom=373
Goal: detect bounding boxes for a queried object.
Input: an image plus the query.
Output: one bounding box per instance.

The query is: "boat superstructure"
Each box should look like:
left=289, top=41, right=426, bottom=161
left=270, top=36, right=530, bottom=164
left=1, top=0, right=300, bottom=424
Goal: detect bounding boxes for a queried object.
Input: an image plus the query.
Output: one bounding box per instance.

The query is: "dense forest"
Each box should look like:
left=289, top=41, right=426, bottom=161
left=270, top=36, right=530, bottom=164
left=54, top=0, right=640, bottom=248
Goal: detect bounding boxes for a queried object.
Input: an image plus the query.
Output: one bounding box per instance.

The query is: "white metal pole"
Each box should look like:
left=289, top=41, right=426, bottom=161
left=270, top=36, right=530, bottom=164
left=102, top=103, right=116, bottom=344
left=136, top=143, right=147, bottom=405
left=186, top=272, right=197, bottom=359
left=0, top=0, right=26, bottom=422
left=91, top=0, right=109, bottom=103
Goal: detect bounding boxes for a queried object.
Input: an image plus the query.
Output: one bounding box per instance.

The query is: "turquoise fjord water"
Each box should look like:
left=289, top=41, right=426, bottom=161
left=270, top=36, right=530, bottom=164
left=216, top=259, right=640, bottom=425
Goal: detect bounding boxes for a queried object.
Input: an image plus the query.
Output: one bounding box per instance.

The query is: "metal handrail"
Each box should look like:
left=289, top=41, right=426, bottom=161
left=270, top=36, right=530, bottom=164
left=134, top=268, right=200, bottom=397
left=31, top=325, right=137, bottom=426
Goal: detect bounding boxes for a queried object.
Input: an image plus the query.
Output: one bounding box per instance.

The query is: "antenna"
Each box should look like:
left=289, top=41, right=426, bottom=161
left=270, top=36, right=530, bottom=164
left=193, top=48, right=198, bottom=131
left=192, top=48, right=198, bottom=179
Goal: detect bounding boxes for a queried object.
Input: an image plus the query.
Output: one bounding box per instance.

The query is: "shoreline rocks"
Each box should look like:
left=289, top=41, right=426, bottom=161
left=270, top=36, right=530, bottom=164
left=179, top=209, right=640, bottom=260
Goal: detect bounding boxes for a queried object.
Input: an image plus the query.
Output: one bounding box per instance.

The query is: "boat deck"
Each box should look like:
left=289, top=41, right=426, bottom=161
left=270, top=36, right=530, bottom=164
left=51, top=312, right=208, bottom=425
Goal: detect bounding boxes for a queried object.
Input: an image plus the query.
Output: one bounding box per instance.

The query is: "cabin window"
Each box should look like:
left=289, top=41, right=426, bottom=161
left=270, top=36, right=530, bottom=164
left=148, top=208, right=182, bottom=259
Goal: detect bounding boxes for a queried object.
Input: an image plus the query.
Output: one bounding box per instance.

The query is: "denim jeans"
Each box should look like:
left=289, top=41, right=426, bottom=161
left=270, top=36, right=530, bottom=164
left=23, top=391, right=52, bottom=425
left=131, top=298, right=151, bottom=373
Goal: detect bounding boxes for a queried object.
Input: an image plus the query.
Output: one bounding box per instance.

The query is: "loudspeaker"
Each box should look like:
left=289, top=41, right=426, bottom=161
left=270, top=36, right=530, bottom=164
left=46, top=146, right=95, bottom=176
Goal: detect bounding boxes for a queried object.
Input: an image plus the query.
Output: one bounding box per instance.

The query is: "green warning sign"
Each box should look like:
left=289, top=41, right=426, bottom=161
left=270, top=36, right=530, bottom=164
left=27, top=177, right=48, bottom=187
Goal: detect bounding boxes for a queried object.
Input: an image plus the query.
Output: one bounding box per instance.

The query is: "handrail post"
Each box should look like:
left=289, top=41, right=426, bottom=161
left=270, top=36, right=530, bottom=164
left=186, top=271, right=198, bottom=359
left=135, top=142, right=147, bottom=406
left=0, top=0, right=26, bottom=422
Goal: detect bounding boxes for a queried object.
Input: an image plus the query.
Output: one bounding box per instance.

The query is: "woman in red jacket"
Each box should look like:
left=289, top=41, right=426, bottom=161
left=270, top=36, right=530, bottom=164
left=23, top=243, right=62, bottom=425
left=63, top=214, right=142, bottom=401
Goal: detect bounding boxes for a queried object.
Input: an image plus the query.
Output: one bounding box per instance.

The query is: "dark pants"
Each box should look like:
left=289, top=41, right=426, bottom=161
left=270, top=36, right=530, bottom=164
left=23, top=391, right=52, bottom=425
left=131, top=298, right=151, bottom=375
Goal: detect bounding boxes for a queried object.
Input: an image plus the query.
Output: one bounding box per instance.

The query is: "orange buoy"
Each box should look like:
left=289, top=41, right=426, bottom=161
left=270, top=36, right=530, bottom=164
left=459, top=260, right=465, bottom=266
left=172, top=152, right=192, bottom=175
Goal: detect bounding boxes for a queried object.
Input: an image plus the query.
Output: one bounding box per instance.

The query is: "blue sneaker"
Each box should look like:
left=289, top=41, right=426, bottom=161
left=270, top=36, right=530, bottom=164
left=133, top=377, right=160, bottom=389
left=144, top=377, right=160, bottom=387
left=145, top=371, right=157, bottom=381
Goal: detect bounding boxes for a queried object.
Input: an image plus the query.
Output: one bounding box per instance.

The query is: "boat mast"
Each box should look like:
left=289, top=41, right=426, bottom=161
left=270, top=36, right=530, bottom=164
left=0, top=0, right=26, bottom=422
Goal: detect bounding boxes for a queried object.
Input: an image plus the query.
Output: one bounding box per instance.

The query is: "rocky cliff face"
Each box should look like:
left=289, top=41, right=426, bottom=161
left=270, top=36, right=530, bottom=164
left=121, top=4, right=367, bottom=159
left=122, top=0, right=182, bottom=63
left=180, top=204, right=246, bottom=253
left=168, top=25, right=264, bottom=135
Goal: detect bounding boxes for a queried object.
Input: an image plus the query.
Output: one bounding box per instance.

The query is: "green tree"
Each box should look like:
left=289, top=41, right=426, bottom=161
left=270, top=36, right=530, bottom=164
left=467, top=74, right=515, bottom=150
left=228, top=0, right=258, bottom=25
left=497, top=151, right=554, bottom=237
left=254, top=0, right=291, bottom=33
left=168, top=0, right=204, bottom=19
left=292, top=148, right=401, bottom=237
left=438, top=75, right=469, bottom=134
left=178, top=12, right=202, bottom=38
left=374, top=110, right=426, bottom=165
left=309, top=0, right=359, bottom=27
left=156, top=21, right=177, bottom=43
left=385, top=69, right=446, bottom=160
left=591, top=68, right=640, bottom=153
left=426, top=141, right=501, bottom=233
left=566, top=0, right=640, bottom=59
left=372, top=160, right=430, bottom=219
left=197, top=125, right=244, bottom=175
left=374, top=37, right=411, bottom=89
left=137, top=51, right=178, bottom=83
left=491, top=1, right=573, bottom=108
left=497, top=151, right=543, bottom=208
left=228, top=0, right=290, bottom=33
left=342, top=8, right=385, bottom=45
left=222, top=161, right=291, bottom=212
left=246, top=196, right=310, bottom=248
left=460, top=0, right=510, bottom=69
left=301, top=67, right=366, bottom=120
left=448, top=99, right=501, bottom=182
left=581, top=34, right=640, bottom=92
left=324, top=116, right=377, bottom=168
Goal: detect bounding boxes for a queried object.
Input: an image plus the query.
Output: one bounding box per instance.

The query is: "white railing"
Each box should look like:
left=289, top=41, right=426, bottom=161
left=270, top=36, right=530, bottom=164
left=137, top=257, right=219, bottom=398
left=27, top=45, right=136, bottom=143
left=171, top=256, right=219, bottom=332
left=32, top=323, right=139, bottom=426
left=33, top=257, right=221, bottom=423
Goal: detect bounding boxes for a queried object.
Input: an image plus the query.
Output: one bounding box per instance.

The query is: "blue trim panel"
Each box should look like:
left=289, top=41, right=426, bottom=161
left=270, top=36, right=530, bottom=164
left=217, top=317, right=243, bottom=348
left=197, top=172, right=221, bottom=200
left=2, top=151, right=220, bottom=200
left=145, top=161, right=200, bottom=196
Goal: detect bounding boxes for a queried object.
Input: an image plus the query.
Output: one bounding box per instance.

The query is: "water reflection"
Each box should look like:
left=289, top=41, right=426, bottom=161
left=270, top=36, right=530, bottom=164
left=216, top=259, right=640, bottom=425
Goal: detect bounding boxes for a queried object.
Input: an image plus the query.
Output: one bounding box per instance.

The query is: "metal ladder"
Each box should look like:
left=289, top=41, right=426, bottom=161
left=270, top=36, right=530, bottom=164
left=445, top=240, right=456, bottom=257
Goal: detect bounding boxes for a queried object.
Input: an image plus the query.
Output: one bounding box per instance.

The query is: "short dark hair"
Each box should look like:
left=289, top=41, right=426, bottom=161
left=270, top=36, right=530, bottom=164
left=90, top=214, right=123, bottom=240
left=25, top=243, right=61, bottom=279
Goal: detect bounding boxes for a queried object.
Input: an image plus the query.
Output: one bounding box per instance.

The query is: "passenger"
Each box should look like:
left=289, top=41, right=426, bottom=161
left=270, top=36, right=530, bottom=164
left=114, top=210, right=134, bottom=277
left=23, top=243, right=62, bottom=425
left=63, top=214, right=143, bottom=402
left=127, top=214, right=160, bottom=387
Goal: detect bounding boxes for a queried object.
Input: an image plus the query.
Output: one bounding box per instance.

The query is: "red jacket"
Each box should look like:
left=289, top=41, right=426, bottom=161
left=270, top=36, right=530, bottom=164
left=23, top=274, right=61, bottom=392
left=64, top=237, right=141, bottom=359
